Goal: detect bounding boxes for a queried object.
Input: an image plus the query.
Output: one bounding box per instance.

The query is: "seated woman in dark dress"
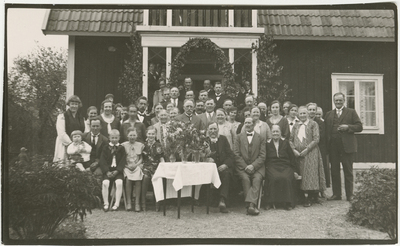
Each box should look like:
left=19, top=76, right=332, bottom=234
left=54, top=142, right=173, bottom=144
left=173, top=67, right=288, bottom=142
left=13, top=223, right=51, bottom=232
left=264, top=125, right=299, bottom=210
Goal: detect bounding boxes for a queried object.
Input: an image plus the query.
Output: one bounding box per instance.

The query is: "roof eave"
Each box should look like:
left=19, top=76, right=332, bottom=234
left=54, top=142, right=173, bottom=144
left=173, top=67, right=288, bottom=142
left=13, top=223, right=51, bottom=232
left=272, top=35, right=395, bottom=42
left=42, top=31, right=132, bottom=37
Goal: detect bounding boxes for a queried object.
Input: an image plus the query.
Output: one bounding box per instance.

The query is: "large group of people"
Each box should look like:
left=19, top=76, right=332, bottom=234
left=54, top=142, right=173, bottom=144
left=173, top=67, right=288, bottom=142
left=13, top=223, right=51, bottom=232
left=54, top=76, right=363, bottom=215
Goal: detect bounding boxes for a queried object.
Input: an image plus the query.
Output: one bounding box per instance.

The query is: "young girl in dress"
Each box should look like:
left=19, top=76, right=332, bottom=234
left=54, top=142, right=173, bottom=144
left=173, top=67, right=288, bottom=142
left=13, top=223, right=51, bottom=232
left=121, top=127, right=145, bottom=212
left=141, top=126, right=165, bottom=211
left=67, top=130, right=92, bottom=171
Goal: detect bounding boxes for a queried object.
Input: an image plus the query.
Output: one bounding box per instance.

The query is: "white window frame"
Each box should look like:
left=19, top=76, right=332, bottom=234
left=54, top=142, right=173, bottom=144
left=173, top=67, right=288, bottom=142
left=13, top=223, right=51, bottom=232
left=331, top=73, right=384, bottom=134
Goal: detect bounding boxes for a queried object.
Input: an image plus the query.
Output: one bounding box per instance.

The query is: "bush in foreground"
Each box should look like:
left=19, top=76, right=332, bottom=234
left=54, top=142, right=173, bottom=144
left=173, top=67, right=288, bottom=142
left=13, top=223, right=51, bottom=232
left=347, top=167, right=396, bottom=239
left=9, top=155, right=101, bottom=239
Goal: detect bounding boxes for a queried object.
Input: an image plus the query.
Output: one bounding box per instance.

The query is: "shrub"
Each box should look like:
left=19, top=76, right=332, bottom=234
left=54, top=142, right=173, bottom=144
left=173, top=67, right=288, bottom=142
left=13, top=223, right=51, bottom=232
left=51, top=218, right=86, bottom=239
left=8, top=155, right=101, bottom=239
left=347, top=167, right=396, bottom=239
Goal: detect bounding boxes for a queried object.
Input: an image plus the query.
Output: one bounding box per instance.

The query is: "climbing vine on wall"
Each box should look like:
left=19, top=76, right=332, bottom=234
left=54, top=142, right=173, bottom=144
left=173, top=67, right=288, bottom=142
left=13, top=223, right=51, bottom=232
left=118, top=32, right=143, bottom=103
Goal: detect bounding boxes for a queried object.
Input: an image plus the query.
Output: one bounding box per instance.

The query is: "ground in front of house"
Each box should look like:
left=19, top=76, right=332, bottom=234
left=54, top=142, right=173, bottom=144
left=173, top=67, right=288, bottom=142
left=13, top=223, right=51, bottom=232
left=83, top=186, right=389, bottom=239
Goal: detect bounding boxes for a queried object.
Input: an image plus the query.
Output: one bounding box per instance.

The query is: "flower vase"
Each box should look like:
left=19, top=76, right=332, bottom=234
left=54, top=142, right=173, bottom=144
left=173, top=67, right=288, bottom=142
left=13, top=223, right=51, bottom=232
left=193, top=150, right=201, bottom=163
left=180, top=151, right=188, bottom=163
left=169, top=154, right=176, bottom=163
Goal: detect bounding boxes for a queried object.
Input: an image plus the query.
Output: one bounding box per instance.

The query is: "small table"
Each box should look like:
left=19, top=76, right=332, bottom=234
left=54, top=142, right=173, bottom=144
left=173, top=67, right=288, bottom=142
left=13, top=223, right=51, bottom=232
left=152, top=162, right=221, bottom=218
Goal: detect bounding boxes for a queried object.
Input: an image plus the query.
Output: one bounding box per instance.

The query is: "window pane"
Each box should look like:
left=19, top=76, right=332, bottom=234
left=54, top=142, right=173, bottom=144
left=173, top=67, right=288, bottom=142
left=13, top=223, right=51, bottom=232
left=364, top=97, right=376, bottom=111
left=360, top=112, right=377, bottom=127
left=339, top=81, right=355, bottom=96
left=347, top=96, right=355, bottom=109
left=361, top=81, right=375, bottom=96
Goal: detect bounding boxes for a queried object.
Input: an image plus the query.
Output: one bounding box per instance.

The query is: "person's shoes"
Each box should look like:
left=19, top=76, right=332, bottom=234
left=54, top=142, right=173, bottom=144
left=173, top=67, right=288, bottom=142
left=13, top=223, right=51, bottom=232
left=126, top=203, right=132, bottom=211
left=103, top=204, right=109, bottom=212
left=155, top=202, right=160, bottom=212
left=303, top=198, right=311, bottom=207
left=263, top=204, right=273, bottom=210
left=247, top=203, right=259, bottom=215
left=347, top=195, right=354, bottom=202
left=319, top=192, right=326, bottom=198
left=194, top=199, right=201, bottom=207
left=284, top=203, right=292, bottom=211
left=327, top=195, right=342, bottom=201
left=138, top=203, right=144, bottom=212
left=111, top=205, right=118, bottom=211
left=219, top=198, right=229, bottom=213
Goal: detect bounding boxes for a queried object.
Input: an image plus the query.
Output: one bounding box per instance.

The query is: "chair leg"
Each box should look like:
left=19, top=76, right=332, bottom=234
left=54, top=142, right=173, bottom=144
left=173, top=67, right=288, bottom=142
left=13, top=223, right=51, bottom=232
left=110, top=183, right=116, bottom=207
left=257, top=180, right=264, bottom=210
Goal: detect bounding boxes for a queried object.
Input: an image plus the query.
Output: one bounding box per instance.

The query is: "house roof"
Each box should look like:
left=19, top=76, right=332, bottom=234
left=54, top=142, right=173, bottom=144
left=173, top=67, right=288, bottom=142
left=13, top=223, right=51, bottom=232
left=258, top=9, right=395, bottom=41
left=43, top=9, right=143, bottom=35
left=42, top=9, right=395, bottom=41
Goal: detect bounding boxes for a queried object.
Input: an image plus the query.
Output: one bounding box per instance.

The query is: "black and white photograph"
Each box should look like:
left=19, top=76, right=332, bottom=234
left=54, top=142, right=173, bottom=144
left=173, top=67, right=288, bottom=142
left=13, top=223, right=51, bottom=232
left=3, top=1, right=397, bottom=244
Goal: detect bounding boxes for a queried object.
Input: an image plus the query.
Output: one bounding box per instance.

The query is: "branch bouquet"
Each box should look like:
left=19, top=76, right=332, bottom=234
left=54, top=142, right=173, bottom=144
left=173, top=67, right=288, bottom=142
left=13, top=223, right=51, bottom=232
left=164, top=120, right=210, bottom=163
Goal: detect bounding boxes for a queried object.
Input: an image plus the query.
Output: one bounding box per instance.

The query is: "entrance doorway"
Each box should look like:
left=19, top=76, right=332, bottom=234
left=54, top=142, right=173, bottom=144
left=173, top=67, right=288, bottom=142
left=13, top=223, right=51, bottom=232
left=172, top=48, right=227, bottom=91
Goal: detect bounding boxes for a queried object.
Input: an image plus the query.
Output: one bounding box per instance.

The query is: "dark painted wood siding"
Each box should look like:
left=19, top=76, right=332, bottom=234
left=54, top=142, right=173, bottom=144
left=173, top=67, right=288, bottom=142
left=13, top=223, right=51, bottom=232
left=74, top=36, right=130, bottom=114
left=275, top=40, right=397, bottom=163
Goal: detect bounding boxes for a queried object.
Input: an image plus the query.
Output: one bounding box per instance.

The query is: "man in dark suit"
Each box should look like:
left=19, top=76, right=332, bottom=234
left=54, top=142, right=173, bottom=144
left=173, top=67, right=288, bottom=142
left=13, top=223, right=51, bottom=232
left=148, top=63, right=159, bottom=109
left=179, top=77, right=198, bottom=101
left=207, top=122, right=235, bottom=213
left=169, top=87, right=184, bottom=113
left=203, top=79, right=215, bottom=99
left=82, top=117, right=109, bottom=178
left=325, top=92, right=363, bottom=202
left=136, top=96, right=152, bottom=127
left=198, top=98, right=217, bottom=127
left=234, top=117, right=266, bottom=215
left=236, top=80, right=253, bottom=111
left=211, top=81, right=229, bottom=109
left=175, top=99, right=205, bottom=131
left=307, top=102, right=330, bottom=193
left=159, top=88, right=171, bottom=109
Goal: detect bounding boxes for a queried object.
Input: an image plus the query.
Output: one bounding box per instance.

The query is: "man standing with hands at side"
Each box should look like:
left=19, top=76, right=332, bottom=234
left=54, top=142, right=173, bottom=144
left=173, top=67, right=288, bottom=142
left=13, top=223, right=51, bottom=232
left=234, top=117, right=266, bottom=215
left=325, top=92, right=362, bottom=202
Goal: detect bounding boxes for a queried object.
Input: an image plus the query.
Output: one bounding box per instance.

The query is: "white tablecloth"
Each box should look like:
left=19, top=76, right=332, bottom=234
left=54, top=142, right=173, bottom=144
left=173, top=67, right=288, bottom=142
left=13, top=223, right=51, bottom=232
left=152, top=162, right=221, bottom=202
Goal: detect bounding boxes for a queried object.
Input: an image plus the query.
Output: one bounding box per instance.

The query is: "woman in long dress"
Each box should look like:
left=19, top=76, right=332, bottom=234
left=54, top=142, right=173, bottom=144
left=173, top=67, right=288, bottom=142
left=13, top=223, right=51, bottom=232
left=266, top=100, right=290, bottom=140
left=53, top=95, right=85, bottom=162
left=289, top=106, right=326, bottom=207
left=264, top=125, right=298, bottom=210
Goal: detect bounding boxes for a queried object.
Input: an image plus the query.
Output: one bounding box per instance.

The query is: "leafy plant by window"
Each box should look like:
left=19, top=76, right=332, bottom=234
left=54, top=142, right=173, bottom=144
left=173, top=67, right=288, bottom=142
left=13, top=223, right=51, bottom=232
left=253, top=34, right=291, bottom=104
left=118, top=32, right=143, bottom=104
left=347, top=167, right=396, bottom=240
left=8, top=155, right=101, bottom=239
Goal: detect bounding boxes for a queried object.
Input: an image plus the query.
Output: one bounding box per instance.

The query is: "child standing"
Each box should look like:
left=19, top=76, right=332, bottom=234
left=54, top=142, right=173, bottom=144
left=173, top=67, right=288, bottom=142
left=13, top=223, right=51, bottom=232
left=121, top=128, right=145, bottom=212
left=142, top=126, right=165, bottom=211
left=67, top=130, right=92, bottom=171
left=99, top=129, right=126, bottom=211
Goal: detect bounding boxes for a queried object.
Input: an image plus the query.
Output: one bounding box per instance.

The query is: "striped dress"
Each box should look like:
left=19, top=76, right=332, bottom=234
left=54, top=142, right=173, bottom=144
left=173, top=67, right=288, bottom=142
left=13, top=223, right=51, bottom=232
left=290, top=120, right=326, bottom=191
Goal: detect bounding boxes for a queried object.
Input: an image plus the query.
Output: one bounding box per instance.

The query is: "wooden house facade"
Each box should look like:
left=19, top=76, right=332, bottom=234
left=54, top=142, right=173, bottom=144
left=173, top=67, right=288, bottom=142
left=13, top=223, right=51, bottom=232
left=42, top=8, right=396, bottom=165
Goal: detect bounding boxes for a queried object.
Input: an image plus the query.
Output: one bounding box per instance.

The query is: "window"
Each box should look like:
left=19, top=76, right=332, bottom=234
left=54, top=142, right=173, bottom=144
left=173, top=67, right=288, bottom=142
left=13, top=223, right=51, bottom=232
left=331, top=73, right=384, bottom=134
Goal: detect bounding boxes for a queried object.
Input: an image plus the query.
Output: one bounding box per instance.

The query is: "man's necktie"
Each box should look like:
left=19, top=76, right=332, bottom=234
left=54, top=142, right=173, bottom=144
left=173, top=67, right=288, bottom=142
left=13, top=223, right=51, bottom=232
left=92, top=136, right=96, bottom=146
left=247, top=133, right=253, bottom=136
left=337, top=109, right=342, bottom=117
